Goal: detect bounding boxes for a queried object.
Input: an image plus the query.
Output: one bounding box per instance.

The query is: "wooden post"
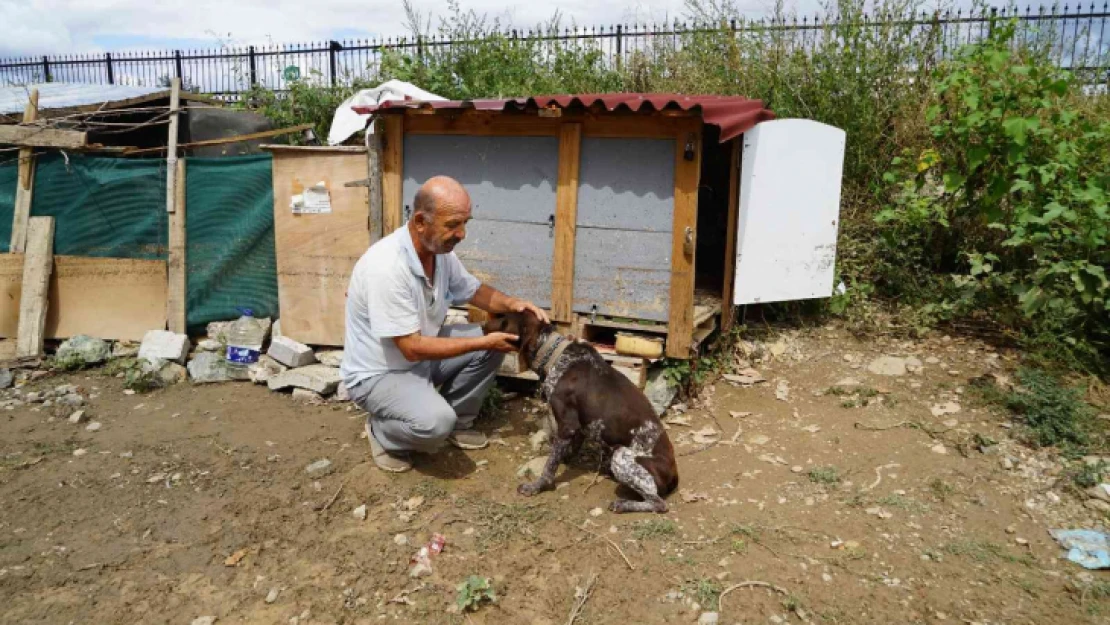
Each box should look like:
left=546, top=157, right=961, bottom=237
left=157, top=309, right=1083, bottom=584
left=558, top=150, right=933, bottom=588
left=11, top=88, right=39, bottom=254
left=366, top=118, right=384, bottom=243
left=666, top=121, right=702, bottom=359
left=167, top=159, right=187, bottom=334
left=551, top=122, right=582, bottom=324
left=165, top=77, right=181, bottom=214
left=721, top=138, right=741, bottom=334
left=16, top=217, right=54, bottom=358
left=381, top=114, right=404, bottom=234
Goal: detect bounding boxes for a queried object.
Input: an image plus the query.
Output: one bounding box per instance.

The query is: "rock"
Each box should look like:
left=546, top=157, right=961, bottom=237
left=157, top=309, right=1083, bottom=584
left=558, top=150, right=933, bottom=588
left=111, top=341, right=139, bottom=359
left=292, top=388, right=323, bottom=404
left=867, top=356, right=907, bottom=376
left=353, top=505, right=368, bottom=520
left=56, top=335, right=111, bottom=365
left=305, top=459, right=333, bottom=476
left=698, top=613, right=720, bottom=625
left=589, top=507, right=603, bottom=517
left=530, top=429, right=549, bottom=452
left=791, top=466, right=804, bottom=473
left=317, top=350, right=344, bottom=368
left=268, top=364, right=341, bottom=395
left=197, top=339, right=223, bottom=352
left=748, top=434, right=770, bottom=446
left=138, top=330, right=190, bottom=365
left=904, top=356, right=924, bottom=373
left=191, top=618, right=217, bottom=625
left=158, top=362, right=188, bottom=385
left=930, top=402, right=962, bottom=417
left=0, top=369, right=12, bottom=390
left=393, top=533, right=409, bottom=546
left=925, top=356, right=941, bottom=365
left=1015, top=537, right=1029, bottom=546
left=248, top=355, right=287, bottom=385
left=67, top=410, right=87, bottom=424
left=1002, top=457, right=1015, bottom=470
left=268, top=336, right=316, bottom=368
left=931, top=443, right=948, bottom=455
left=206, top=321, right=232, bottom=343
left=834, top=377, right=861, bottom=388
left=188, top=352, right=233, bottom=384
left=1006, top=525, right=1017, bottom=534
left=775, top=379, right=790, bottom=401
left=265, top=587, right=280, bottom=604
left=24, top=391, right=42, bottom=403
left=85, top=422, right=101, bottom=432
left=271, top=319, right=282, bottom=339
left=334, top=381, right=349, bottom=402
left=72, top=448, right=87, bottom=457
left=56, top=393, right=85, bottom=408
left=723, top=368, right=766, bottom=386
left=1088, top=484, right=1110, bottom=503
left=517, top=456, right=549, bottom=479
left=643, top=367, right=678, bottom=416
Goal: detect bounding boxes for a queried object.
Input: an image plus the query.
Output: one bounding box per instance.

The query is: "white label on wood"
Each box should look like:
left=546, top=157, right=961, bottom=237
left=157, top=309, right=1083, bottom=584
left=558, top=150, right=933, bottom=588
left=733, top=119, right=846, bottom=305
left=291, top=181, right=333, bottom=214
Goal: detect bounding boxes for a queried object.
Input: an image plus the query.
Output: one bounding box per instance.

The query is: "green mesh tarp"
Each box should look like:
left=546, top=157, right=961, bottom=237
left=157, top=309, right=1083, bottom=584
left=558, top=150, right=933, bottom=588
left=184, top=154, right=278, bottom=333
left=0, top=161, right=14, bottom=252
left=30, top=153, right=167, bottom=259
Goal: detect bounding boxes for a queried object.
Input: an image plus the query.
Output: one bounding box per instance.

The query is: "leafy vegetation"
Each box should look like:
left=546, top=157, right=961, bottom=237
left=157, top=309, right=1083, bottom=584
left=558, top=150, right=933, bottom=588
left=456, top=575, right=496, bottom=612
left=975, top=367, right=1101, bottom=454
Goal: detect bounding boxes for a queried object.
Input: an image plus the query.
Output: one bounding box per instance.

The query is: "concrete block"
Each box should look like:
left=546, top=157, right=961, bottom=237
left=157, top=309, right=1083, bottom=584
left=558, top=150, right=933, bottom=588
left=267, top=364, right=341, bottom=395
left=138, top=330, right=190, bottom=365
left=268, top=336, right=316, bottom=368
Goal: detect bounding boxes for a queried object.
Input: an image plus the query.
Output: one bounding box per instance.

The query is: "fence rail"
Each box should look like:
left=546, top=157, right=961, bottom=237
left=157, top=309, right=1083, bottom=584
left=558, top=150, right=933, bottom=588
left=2, top=4, right=1107, bottom=97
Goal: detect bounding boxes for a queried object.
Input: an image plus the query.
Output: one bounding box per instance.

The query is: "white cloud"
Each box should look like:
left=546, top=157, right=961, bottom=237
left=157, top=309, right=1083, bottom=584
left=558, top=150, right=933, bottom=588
left=2, top=0, right=843, bottom=57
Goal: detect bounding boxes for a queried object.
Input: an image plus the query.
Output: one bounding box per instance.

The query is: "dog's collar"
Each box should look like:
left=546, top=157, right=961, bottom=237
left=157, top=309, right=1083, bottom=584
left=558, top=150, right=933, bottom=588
left=531, top=332, right=573, bottom=376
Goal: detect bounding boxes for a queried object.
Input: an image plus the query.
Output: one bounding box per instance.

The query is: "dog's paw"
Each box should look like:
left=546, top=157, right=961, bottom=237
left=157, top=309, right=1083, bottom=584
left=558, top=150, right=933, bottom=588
left=517, top=482, right=542, bottom=497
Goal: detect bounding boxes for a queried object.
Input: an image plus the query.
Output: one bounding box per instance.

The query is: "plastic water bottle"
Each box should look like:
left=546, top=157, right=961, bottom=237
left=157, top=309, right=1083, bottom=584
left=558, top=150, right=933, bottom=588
left=225, top=308, right=265, bottom=372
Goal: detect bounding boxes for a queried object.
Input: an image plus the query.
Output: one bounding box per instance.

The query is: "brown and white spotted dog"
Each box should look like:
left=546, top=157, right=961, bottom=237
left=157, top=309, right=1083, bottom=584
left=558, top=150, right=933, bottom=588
left=486, top=310, right=678, bottom=513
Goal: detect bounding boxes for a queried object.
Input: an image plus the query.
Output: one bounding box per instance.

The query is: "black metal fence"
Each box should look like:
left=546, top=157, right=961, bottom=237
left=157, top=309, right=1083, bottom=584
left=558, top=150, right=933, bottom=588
left=1, top=4, right=1107, bottom=97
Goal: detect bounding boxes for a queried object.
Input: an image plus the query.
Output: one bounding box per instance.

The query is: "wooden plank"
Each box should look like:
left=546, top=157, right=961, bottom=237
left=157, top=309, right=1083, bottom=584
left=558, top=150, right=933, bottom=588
left=402, top=110, right=684, bottom=139
left=0, top=125, right=87, bottom=148
left=260, top=145, right=366, bottom=153
left=125, top=123, right=314, bottom=155
left=167, top=158, right=187, bottom=334
left=0, top=255, right=167, bottom=342
left=16, top=217, right=54, bottom=358
left=367, top=121, right=384, bottom=243
left=271, top=150, right=371, bottom=346
left=381, top=114, right=404, bottom=234
left=666, top=120, right=702, bottom=359
left=551, top=122, right=582, bottom=323
left=11, top=88, right=38, bottom=254
left=164, top=77, right=181, bottom=214
left=722, top=138, right=741, bottom=333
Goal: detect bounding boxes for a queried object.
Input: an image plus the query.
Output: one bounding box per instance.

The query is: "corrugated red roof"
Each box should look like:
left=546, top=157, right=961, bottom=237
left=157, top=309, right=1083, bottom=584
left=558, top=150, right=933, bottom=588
left=353, top=93, right=774, bottom=142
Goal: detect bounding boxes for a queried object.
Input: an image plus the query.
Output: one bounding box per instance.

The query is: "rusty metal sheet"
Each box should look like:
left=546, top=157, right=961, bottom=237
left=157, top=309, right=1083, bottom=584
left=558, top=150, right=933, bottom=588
left=572, top=228, right=671, bottom=322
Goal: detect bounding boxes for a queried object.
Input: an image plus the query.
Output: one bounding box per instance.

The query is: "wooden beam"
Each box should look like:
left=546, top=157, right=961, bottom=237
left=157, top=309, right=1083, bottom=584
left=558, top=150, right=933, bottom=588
left=16, top=217, right=54, bottom=358
left=666, top=120, right=702, bottom=359
left=124, top=123, right=314, bottom=155
left=167, top=158, right=187, bottom=334
left=367, top=119, right=384, bottom=243
left=0, top=125, right=87, bottom=148
left=381, top=114, right=404, bottom=234
left=401, top=110, right=686, bottom=139
left=164, top=77, right=181, bottom=214
left=551, top=122, right=582, bottom=323
left=11, top=89, right=39, bottom=254
left=722, top=138, right=741, bottom=333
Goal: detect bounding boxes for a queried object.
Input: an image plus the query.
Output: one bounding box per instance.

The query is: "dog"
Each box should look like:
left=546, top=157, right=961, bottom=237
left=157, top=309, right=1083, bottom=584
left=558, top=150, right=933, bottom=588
left=485, top=310, right=678, bottom=513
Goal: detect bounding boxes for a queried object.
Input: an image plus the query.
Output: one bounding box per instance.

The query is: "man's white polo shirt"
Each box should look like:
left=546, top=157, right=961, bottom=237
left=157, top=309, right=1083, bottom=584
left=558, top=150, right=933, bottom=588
left=341, top=224, right=481, bottom=389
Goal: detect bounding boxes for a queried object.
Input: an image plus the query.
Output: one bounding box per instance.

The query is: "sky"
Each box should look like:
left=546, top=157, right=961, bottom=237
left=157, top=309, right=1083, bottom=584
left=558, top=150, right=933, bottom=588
left=1, top=0, right=855, bottom=58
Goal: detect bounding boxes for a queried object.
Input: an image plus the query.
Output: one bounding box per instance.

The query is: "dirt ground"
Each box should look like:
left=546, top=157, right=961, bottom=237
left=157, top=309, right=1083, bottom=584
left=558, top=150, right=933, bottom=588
left=2, top=324, right=1108, bottom=625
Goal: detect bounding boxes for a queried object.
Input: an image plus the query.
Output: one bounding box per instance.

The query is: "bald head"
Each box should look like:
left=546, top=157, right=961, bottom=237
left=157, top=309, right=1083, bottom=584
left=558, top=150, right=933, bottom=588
left=409, top=176, right=472, bottom=255
left=414, top=176, right=469, bottom=219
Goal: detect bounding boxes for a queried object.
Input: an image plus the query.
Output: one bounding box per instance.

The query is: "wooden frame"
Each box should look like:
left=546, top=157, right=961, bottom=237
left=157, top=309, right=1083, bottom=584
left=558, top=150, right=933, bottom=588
left=721, top=138, right=741, bottom=334
left=377, top=107, right=729, bottom=360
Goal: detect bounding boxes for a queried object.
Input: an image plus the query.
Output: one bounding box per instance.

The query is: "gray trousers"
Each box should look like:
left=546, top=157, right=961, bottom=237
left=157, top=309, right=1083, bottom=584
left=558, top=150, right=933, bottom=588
left=348, top=323, right=504, bottom=454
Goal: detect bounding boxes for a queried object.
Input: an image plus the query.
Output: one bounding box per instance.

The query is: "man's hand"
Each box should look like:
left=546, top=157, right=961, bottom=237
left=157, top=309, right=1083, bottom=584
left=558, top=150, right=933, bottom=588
left=509, top=298, right=550, bottom=324
left=483, top=332, right=519, bottom=354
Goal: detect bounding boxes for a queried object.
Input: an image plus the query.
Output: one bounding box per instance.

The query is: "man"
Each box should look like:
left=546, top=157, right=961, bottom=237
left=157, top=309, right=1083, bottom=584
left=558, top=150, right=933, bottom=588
left=342, top=175, right=550, bottom=472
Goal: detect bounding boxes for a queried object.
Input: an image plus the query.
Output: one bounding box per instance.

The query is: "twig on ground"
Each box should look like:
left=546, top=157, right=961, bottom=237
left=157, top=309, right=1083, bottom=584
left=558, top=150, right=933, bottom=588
left=679, top=441, right=718, bottom=457
left=854, top=420, right=949, bottom=439
left=862, top=463, right=901, bottom=492
left=584, top=455, right=605, bottom=494
left=317, top=479, right=348, bottom=512
left=565, top=572, right=598, bottom=625
left=561, top=520, right=635, bottom=571
left=720, top=580, right=807, bottom=621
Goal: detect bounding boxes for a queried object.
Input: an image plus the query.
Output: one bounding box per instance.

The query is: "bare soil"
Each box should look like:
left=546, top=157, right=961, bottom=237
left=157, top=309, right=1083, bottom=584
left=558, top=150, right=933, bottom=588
left=1, top=324, right=1107, bottom=625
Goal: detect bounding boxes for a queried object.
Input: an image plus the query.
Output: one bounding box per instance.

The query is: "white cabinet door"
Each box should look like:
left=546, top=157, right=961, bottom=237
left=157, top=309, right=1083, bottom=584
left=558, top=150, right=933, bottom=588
left=733, top=119, right=846, bottom=305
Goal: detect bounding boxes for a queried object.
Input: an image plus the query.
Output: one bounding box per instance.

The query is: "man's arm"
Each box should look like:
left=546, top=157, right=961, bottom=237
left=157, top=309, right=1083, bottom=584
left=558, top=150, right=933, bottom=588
left=393, top=330, right=517, bottom=362
left=469, top=284, right=551, bottom=323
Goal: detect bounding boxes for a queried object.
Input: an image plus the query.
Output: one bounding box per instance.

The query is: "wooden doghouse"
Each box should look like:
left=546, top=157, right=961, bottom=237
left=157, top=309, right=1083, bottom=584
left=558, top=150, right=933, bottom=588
left=356, top=94, right=845, bottom=366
